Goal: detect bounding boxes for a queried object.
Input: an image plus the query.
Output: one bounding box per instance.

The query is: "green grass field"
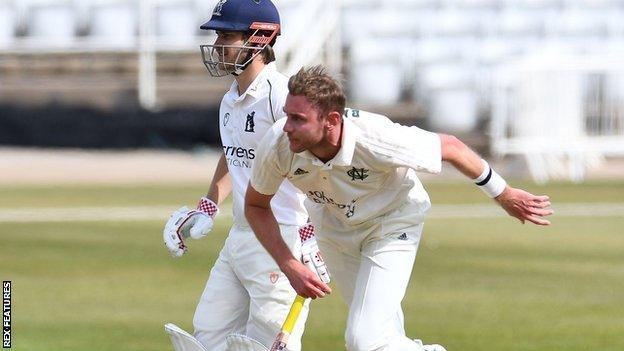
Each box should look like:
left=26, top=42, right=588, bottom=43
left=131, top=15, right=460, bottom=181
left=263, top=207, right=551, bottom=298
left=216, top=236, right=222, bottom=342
left=1, top=181, right=623, bottom=351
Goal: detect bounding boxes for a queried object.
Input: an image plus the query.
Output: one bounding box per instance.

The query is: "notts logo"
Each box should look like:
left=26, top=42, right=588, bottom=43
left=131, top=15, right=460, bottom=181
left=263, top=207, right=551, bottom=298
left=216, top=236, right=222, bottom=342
left=347, top=167, right=369, bottom=181
left=307, top=190, right=357, bottom=218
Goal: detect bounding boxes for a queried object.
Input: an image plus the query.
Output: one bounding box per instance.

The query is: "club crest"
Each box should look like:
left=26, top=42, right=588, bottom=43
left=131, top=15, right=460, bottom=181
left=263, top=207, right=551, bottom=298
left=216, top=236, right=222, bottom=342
left=212, top=0, right=227, bottom=16
left=223, top=112, right=230, bottom=126
left=245, top=111, right=256, bottom=132
left=269, top=272, right=279, bottom=284
left=347, top=167, right=369, bottom=181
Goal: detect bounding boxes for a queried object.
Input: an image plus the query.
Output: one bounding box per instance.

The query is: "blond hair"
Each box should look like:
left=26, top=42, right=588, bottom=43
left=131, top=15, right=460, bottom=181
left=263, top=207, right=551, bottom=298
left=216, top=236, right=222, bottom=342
left=288, top=65, right=346, bottom=117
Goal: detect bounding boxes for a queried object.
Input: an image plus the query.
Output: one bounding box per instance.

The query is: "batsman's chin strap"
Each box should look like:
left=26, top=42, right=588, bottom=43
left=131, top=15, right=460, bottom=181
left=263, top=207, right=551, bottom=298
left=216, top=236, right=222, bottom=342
left=231, top=43, right=265, bottom=77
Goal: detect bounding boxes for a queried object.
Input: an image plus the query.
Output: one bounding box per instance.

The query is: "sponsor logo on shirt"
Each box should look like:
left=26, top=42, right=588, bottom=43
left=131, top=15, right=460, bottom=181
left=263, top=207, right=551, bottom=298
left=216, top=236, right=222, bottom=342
left=343, top=108, right=360, bottom=118
left=222, top=145, right=255, bottom=168
left=347, top=167, right=369, bottom=181
left=245, top=111, right=256, bottom=132
left=223, top=145, right=255, bottom=159
left=397, top=233, right=408, bottom=241
left=307, top=190, right=357, bottom=218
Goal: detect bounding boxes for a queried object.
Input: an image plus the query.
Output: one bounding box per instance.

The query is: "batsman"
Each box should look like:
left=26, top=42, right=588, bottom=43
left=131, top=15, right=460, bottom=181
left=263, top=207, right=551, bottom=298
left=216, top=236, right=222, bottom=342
left=245, top=66, right=554, bottom=351
left=162, top=1, right=328, bottom=351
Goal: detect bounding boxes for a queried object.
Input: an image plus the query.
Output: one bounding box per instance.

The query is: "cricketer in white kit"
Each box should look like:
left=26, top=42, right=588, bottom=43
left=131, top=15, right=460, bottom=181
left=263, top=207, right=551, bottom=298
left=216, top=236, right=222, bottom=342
left=162, top=1, right=312, bottom=351
left=245, top=66, right=554, bottom=351
left=189, top=63, right=309, bottom=351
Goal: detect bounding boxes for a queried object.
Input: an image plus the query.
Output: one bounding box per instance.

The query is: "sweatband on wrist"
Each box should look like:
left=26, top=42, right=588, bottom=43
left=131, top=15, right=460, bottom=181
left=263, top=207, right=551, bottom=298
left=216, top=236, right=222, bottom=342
left=474, top=160, right=507, bottom=198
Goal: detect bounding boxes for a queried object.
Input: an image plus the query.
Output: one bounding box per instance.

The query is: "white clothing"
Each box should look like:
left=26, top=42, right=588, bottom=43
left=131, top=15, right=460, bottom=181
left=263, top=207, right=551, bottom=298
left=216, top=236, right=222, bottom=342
left=318, top=225, right=424, bottom=351
left=251, top=108, right=441, bottom=234
left=194, top=64, right=309, bottom=350
left=219, top=62, right=307, bottom=227
left=250, top=108, right=442, bottom=351
left=194, top=224, right=308, bottom=351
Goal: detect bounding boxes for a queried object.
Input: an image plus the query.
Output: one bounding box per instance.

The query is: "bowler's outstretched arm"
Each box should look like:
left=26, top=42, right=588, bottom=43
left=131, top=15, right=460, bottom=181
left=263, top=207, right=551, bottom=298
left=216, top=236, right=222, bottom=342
left=439, top=134, right=553, bottom=225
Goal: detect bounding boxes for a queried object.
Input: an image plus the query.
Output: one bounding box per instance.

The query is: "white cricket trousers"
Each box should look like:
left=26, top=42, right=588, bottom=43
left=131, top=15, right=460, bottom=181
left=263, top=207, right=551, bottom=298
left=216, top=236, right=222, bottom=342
left=318, top=224, right=426, bottom=351
left=193, top=224, right=308, bottom=351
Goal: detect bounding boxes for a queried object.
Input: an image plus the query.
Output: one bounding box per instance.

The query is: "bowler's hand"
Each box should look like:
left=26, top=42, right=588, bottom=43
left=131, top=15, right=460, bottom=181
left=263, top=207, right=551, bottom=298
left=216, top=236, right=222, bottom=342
left=495, top=186, right=553, bottom=225
left=282, top=258, right=331, bottom=299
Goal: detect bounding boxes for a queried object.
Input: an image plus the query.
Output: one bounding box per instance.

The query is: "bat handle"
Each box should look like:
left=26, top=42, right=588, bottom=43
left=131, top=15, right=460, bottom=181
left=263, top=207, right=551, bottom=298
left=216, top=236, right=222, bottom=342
left=270, top=295, right=307, bottom=351
left=282, top=295, right=306, bottom=333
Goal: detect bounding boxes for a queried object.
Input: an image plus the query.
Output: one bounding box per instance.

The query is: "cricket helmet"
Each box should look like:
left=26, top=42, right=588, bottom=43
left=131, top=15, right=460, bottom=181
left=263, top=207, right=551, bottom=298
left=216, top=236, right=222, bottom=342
left=199, top=0, right=281, bottom=77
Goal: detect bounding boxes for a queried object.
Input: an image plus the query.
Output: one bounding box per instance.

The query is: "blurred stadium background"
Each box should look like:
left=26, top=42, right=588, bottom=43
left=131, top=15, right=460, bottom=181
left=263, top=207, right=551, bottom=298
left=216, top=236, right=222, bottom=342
left=1, top=1, right=623, bottom=350
left=1, top=0, right=624, bottom=181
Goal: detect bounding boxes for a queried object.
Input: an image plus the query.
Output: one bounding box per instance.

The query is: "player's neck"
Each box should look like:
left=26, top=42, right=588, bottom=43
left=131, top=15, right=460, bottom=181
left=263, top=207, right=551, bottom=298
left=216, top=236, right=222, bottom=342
left=311, top=121, right=343, bottom=164
left=234, top=60, right=265, bottom=96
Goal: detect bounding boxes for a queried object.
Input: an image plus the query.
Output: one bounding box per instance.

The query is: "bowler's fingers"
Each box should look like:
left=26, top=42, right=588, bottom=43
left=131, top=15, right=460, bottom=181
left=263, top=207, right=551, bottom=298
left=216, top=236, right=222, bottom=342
left=533, top=195, right=550, bottom=202
left=303, top=280, right=331, bottom=300
left=524, top=214, right=551, bottom=226
left=531, top=199, right=551, bottom=208
left=510, top=207, right=552, bottom=226
left=527, top=207, right=554, bottom=217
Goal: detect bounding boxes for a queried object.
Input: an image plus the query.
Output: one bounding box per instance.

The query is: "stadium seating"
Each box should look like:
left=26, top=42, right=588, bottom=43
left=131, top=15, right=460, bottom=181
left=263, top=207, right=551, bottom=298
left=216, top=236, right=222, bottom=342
left=155, top=0, right=197, bottom=45
left=1, top=0, right=623, bottom=134
left=89, top=0, right=137, bottom=47
left=0, top=1, right=15, bottom=48
left=26, top=0, right=76, bottom=45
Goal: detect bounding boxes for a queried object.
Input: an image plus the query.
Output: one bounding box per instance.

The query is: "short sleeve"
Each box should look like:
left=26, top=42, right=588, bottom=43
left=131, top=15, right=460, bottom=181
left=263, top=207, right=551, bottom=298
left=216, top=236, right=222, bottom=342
left=352, top=112, right=442, bottom=174
left=391, top=124, right=442, bottom=174
left=250, top=121, right=288, bottom=195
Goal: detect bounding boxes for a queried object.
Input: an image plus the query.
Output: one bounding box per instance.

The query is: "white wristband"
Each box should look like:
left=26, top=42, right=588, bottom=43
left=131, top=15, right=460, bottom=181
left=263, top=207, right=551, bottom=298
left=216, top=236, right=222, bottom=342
left=474, top=160, right=507, bottom=198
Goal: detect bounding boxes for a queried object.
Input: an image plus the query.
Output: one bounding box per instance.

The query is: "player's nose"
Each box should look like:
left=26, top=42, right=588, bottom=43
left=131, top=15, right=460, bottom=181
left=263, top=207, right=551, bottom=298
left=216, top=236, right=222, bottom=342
left=283, top=120, right=292, bottom=133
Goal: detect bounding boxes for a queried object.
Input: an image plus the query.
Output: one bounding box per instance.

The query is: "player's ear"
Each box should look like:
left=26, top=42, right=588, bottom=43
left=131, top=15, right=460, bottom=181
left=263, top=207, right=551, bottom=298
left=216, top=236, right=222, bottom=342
left=326, top=111, right=342, bottom=127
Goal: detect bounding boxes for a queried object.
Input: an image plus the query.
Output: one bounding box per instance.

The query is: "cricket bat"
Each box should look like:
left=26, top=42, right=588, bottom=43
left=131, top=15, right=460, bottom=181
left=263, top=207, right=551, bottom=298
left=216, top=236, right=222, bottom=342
left=269, top=223, right=326, bottom=351
left=269, top=295, right=307, bottom=351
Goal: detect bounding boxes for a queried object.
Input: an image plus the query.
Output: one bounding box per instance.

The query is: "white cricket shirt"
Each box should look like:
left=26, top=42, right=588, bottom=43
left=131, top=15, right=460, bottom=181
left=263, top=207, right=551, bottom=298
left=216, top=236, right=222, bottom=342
left=251, top=108, right=442, bottom=233
left=219, top=63, right=307, bottom=227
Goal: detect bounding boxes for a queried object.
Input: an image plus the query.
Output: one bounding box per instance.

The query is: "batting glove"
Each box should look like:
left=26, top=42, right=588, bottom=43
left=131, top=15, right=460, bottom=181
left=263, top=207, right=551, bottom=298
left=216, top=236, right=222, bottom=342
left=299, top=223, right=331, bottom=284
left=163, top=197, right=219, bottom=257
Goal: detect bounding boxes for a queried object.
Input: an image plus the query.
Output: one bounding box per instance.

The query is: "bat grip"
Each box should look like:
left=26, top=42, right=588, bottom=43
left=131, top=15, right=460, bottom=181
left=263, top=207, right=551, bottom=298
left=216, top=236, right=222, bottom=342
left=270, top=295, right=307, bottom=351
left=282, top=295, right=306, bottom=333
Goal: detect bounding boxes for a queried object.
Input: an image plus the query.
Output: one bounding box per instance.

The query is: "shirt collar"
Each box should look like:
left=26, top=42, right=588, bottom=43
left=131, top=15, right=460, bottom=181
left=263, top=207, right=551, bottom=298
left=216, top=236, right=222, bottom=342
left=226, top=63, right=276, bottom=102
left=332, top=117, right=358, bottom=166
left=296, top=116, right=358, bottom=168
